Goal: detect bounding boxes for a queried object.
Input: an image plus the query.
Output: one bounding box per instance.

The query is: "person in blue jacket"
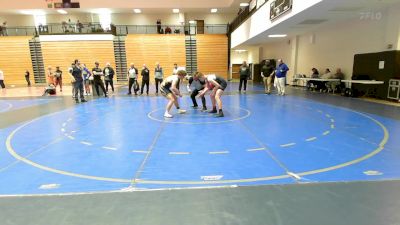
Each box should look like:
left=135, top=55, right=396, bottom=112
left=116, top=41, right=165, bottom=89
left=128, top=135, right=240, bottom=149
left=275, top=59, right=289, bottom=95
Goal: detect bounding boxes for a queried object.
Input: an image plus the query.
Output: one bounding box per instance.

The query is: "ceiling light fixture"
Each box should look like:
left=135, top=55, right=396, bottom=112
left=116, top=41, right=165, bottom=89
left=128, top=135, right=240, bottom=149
left=173, top=9, right=180, bottom=13
left=211, top=8, right=218, bottom=13
left=268, top=34, right=287, bottom=38
left=240, top=3, right=250, bottom=7
left=57, top=9, right=67, bottom=14
left=21, top=10, right=46, bottom=15
left=133, top=9, right=141, bottom=13
left=20, top=10, right=33, bottom=15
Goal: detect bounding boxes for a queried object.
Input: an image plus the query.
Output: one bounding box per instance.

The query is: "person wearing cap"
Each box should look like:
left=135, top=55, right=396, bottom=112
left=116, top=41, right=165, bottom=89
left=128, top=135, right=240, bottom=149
left=92, top=62, right=108, bottom=97
left=160, top=68, right=187, bottom=118
left=140, top=64, right=150, bottom=95
left=103, top=62, right=115, bottom=93
left=54, top=66, right=63, bottom=92
left=127, top=63, right=138, bottom=95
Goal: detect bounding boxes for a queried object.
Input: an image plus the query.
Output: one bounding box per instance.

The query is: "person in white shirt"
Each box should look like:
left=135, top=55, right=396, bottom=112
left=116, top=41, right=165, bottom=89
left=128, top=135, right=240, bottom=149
left=160, top=69, right=187, bottom=118
left=172, top=63, right=178, bottom=75
left=127, top=63, right=138, bottom=95
left=318, top=68, right=332, bottom=92
left=321, top=68, right=332, bottom=79
left=0, top=69, right=5, bottom=88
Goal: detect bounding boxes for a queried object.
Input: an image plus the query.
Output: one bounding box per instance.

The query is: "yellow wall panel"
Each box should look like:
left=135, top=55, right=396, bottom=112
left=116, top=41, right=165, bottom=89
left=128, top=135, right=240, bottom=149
left=125, top=34, right=186, bottom=82
left=0, top=36, right=33, bottom=85
left=41, top=40, right=115, bottom=82
left=196, top=34, right=228, bottom=79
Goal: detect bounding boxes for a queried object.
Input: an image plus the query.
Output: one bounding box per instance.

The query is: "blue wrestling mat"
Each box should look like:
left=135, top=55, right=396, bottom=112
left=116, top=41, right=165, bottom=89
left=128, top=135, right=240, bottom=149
left=0, top=99, right=58, bottom=113
left=0, top=92, right=399, bottom=195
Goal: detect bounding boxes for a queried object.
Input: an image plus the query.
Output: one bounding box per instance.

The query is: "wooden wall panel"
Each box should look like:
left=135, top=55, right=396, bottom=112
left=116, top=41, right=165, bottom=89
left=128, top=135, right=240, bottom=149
left=125, top=34, right=186, bottom=82
left=196, top=34, right=228, bottom=79
left=0, top=36, right=33, bottom=85
left=41, top=40, right=115, bottom=81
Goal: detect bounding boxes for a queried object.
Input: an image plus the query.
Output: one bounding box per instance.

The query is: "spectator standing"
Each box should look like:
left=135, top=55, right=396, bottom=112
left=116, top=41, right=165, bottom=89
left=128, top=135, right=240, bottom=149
left=127, top=63, right=138, bottom=95
left=275, top=59, right=289, bottom=95
left=140, top=64, right=150, bottom=95
left=172, top=63, right=181, bottom=90
left=157, top=19, right=162, bottom=34
left=261, top=60, right=275, bottom=94
left=0, top=69, right=5, bottom=88
left=70, top=59, right=86, bottom=103
left=24, top=70, right=31, bottom=86
left=154, top=62, right=164, bottom=94
left=82, top=64, right=92, bottom=95
left=1, top=22, right=7, bottom=36
left=92, top=62, right=108, bottom=97
left=68, top=19, right=75, bottom=32
left=62, top=21, right=67, bottom=33
left=47, top=66, right=54, bottom=85
left=68, top=63, right=75, bottom=98
left=103, top=62, right=115, bottom=93
left=77, top=20, right=83, bottom=33
left=172, top=63, right=178, bottom=75
left=54, top=66, right=63, bottom=92
left=239, top=61, right=250, bottom=93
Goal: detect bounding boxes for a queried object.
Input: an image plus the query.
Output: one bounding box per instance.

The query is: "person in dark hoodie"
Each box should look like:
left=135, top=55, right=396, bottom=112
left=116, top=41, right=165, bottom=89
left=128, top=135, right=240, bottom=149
left=54, top=66, right=63, bottom=92
left=69, top=59, right=86, bottom=103
left=239, top=61, right=250, bottom=93
left=140, top=64, right=150, bottom=95
left=186, top=75, right=207, bottom=111
left=92, top=62, right=108, bottom=98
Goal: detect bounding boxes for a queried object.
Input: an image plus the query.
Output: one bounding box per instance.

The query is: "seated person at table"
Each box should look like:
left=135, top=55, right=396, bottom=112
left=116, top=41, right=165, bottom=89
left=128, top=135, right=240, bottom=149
left=321, top=68, right=332, bottom=79
left=315, top=68, right=332, bottom=92
left=307, top=68, right=319, bottom=90
left=327, top=68, right=345, bottom=93
left=333, top=68, right=344, bottom=80
left=316, top=68, right=332, bottom=91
